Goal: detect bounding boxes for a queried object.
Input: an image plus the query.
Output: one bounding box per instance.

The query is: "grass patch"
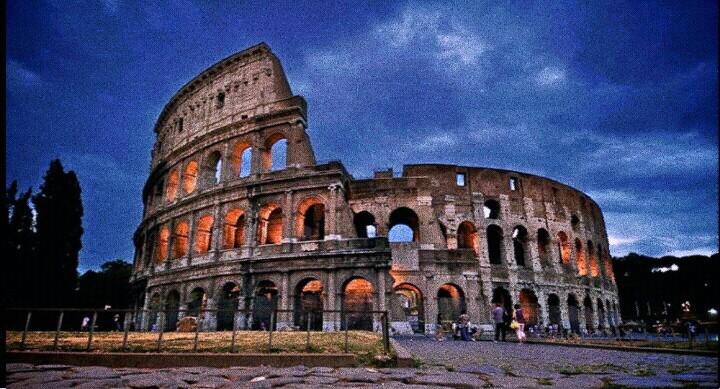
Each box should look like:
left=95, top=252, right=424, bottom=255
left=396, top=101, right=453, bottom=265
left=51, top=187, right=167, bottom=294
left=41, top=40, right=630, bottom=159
left=536, top=377, right=554, bottom=385
left=630, top=367, right=656, bottom=377
left=500, top=364, right=519, bottom=377
left=412, top=355, right=424, bottom=368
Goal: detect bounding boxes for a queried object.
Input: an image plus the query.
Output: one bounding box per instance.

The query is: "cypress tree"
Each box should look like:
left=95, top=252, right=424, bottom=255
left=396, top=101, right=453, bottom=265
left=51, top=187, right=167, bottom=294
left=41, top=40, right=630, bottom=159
left=5, top=181, right=36, bottom=308
left=32, top=159, right=84, bottom=307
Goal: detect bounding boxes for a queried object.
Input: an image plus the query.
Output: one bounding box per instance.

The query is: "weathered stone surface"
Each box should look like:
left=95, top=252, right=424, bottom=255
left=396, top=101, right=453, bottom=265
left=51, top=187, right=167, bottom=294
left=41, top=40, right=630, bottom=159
left=69, top=366, right=121, bottom=379
left=336, top=367, right=384, bottom=383
left=410, top=372, right=487, bottom=388
left=456, top=364, right=502, bottom=376
left=304, top=375, right=340, bottom=385
left=7, top=363, right=36, bottom=373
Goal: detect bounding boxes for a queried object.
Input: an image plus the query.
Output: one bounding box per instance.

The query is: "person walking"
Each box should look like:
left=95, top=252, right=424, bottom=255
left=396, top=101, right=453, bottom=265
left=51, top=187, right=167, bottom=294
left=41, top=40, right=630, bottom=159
left=513, top=304, right=527, bottom=343
left=493, top=303, right=506, bottom=342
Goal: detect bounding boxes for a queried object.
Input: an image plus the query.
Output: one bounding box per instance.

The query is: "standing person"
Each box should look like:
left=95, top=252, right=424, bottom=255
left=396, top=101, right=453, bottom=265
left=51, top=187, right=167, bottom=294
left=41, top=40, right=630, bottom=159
left=81, top=316, right=90, bottom=331
left=113, top=314, right=122, bottom=331
left=513, top=304, right=527, bottom=343
left=459, top=311, right=471, bottom=341
left=493, top=303, right=506, bottom=342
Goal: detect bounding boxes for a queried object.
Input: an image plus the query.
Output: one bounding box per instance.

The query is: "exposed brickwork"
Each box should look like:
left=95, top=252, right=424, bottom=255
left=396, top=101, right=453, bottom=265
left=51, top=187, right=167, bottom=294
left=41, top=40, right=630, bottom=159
left=132, top=43, right=620, bottom=334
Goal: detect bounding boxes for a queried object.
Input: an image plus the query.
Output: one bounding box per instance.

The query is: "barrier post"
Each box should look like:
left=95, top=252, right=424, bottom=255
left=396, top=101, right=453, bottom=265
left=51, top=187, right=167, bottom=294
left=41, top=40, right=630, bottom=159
left=193, top=310, right=202, bottom=352
left=21, top=311, right=32, bottom=349
left=382, top=312, right=390, bottom=355
left=53, top=311, right=64, bottom=350
left=122, top=311, right=130, bottom=350
left=344, top=315, right=349, bottom=353
left=86, top=311, right=98, bottom=352
left=306, top=313, right=311, bottom=350
left=230, top=310, right=238, bottom=353
left=156, top=312, right=165, bottom=352
left=268, top=311, right=275, bottom=352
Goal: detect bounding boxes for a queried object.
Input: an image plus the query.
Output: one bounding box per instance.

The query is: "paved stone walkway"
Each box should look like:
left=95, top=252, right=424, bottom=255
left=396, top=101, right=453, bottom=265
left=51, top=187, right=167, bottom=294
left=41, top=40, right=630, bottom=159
left=6, top=339, right=718, bottom=388
left=395, top=336, right=718, bottom=388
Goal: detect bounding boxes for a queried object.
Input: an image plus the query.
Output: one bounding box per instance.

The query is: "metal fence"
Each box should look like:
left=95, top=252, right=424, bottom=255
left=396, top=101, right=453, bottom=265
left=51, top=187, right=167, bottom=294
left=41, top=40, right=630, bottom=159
left=6, top=307, right=391, bottom=355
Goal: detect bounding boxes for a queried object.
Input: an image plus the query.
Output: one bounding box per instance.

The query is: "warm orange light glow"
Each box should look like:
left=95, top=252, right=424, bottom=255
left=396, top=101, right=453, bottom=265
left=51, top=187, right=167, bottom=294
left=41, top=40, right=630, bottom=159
left=575, top=238, right=587, bottom=276
left=183, top=161, right=198, bottom=193
left=156, top=226, right=170, bottom=263
left=296, top=197, right=325, bottom=240
left=557, top=232, right=571, bottom=264
left=231, top=141, right=252, bottom=175
left=173, top=221, right=189, bottom=258
left=457, top=221, right=479, bottom=256
left=223, top=208, right=245, bottom=249
left=195, top=215, right=214, bottom=254
left=588, top=241, right=599, bottom=277
left=166, top=169, right=179, bottom=202
left=519, top=289, right=539, bottom=326
left=257, top=203, right=283, bottom=244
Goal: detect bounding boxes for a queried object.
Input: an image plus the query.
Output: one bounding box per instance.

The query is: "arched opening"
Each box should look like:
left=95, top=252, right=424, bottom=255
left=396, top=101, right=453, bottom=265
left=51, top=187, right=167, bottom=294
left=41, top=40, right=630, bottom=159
left=263, top=134, right=288, bottom=172
left=148, top=293, right=161, bottom=330
left=156, top=226, right=170, bottom=263
left=166, top=169, right=179, bottom=202
left=353, top=211, right=376, bottom=238
left=567, top=294, right=580, bottom=334
left=584, top=296, right=595, bottom=333
left=537, top=229, right=551, bottom=267
left=518, top=289, right=540, bottom=326
left=296, top=198, right=325, bottom=241
left=294, top=279, right=323, bottom=331
left=217, top=282, right=240, bottom=331
left=597, top=299, right=606, bottom=331
left=165, top=290, right=180, bottom=331
left=257, top=204, right=283, bottom=245
left=606, top=299, right=614, bottom=328
left=173, top=221, right=189, bottom=258
left=603, top=247, right=615, bottom=281
left=512, top=226, right=528, bottom=266
left=188, top=288, right=206, bottom=317
left=483, top=199, right=500, bottom=219
left=204, top=151, right=222, bottom=186
left=487, top=225, right=504, bottom=264
left=571, top=214, right=580, bottom=231
left=587, top=240, right=599, bottom=277
left=575, top=239, right=587, bottom=276
left=388, top=207, right=420, bottom=242
left=492, top=287, right=513, bottom=315
left=457, top=221, right=479, bottom=256
left=231, top=141, right=252, bottom=177
left=394, top=283, right=425, bottom=334
left=342, top=278, right=374, bottom=331
left=557, top=231, right=571, bottom=265
left=183, top=161, right=198, bottom=194
left=194, top=215, right=214, bottom=254
left=252, top=281, right=278, bottom=330
left=547, top=294, right=561, bottom=325
left=223, top=209, right=245, bottom=249
left=437, top=284, right=466, bottom=325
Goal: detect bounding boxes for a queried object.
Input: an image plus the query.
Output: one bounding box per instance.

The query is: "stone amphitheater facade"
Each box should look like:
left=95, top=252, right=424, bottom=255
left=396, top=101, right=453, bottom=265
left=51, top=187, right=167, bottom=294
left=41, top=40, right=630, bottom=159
left=131, top=43, right=620, bottom=334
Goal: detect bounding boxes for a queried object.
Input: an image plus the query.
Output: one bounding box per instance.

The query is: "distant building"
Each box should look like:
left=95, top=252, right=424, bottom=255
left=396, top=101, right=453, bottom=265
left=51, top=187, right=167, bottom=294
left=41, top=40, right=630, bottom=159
left=131, top=43, right=619, bottom=334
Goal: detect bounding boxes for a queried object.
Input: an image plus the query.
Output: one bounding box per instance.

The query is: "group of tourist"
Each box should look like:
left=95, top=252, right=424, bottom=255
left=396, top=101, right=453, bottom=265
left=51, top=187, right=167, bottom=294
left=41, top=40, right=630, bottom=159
left=434, top=303, right=528, bottom=342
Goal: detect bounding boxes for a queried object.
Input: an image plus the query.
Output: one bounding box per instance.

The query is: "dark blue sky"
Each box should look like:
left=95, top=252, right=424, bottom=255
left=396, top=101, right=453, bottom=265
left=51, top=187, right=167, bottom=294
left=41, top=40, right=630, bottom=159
left=7, top=1, right=718, bottom=271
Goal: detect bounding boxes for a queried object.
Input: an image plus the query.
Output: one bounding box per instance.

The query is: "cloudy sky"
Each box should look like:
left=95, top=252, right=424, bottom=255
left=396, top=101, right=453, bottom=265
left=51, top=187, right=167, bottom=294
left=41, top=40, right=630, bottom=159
left=7, top=1, right=718, bottom=271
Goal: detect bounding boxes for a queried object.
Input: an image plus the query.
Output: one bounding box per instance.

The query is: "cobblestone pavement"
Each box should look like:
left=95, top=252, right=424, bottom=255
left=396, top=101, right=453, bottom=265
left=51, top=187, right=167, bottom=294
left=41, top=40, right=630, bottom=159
left=395, top=336, right=718, bottom=388
left=6, top=339, right=718, bottom=388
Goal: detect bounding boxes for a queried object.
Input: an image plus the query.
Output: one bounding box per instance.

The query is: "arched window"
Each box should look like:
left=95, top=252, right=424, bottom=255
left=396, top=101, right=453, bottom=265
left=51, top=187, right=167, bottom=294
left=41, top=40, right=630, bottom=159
left=217, top=282, right=240, bottom=331
left=353, top=211, right=376, bottom=238
left=571, top=214, right=580, bottom=231
left=512, top=226, right=528, bottom=266
left=487, top=225, right=504, bottom=264
left=587, top=240, right=599, bottom=277
left=518, top=289, right=540, bottom=326
left=567, top=294, right=580, bottom=334
left=537, top=228, right=551, bottom=267
left=165, top=169, right=179, bottom=202
left=294, top=278, right=323, bottom=330
left=263, top=133, right=287, bottom=172
left=204, top=151, right=222, bottom=186
left=547, top=294, right=561, bottom=325
left=252, top=280, right=278, bottom=330
left=557, top=231, right=571, bottom=265
left=223, top=209, right=245, bottom=249
left=342, top=278, right=374, bottom=330
left=457, top=221, right=479, bottom=256
left=388, top=207, right=420, bottom=242
left=575, top=238, right=587, bottom=276
left=483, top=199, right=500, bottom=219
left=231, top=141, right=252, bottom=177
left=188, top=288, right=206, bottom=317
left=583, top=296, right=595, bottom=332
left=165, top=290, right=180, bottom=331
left=173, top=221, right=189, bottom=258
left=437, top=284, right=466, bottom=324
left=194, top=215, right=214, bottom=254
left=156, top=226, right=170, bottom=263
left=183, top=161, right=198, bottom=193
left=257, top=204, right=283, bottom=245
left=296, top=198, right=325, bottom=241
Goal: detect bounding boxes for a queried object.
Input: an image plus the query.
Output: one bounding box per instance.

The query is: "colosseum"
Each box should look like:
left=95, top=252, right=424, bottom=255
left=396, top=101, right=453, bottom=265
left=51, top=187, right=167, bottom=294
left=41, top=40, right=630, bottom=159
left=131, top=43, right=620, bottom=335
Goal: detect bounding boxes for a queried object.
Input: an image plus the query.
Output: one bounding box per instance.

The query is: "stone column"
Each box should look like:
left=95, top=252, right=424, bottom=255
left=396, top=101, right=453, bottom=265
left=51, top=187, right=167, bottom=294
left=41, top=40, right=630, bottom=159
left=326, top=184, right=341, bottom=240
left=324, top=271, right=338, bottom=331
left=211, top=203, right=222, bottom=260
left=165, top=220, right=176, bottom=271
left=251, top=132, right=264, bottom=175
left=282, top=190, right=294, bottom=243
left=244, top=202, right=258, bottom=257
left=278, top=272, right=292, bottom=329
left=186, top=213, right=196, bottom=266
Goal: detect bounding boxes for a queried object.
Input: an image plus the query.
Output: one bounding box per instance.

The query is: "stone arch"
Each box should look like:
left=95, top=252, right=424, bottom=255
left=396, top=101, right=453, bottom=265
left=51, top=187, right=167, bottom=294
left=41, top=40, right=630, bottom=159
left=257, top=203, right=283, bottom=245
left=253, top=280, right=279, bottom=330
left=165, top=290, right=181, bottom=331
left=583, top=295, right=595, bottom=333
left=587, top=240, right=599, bottom=277
left=294, top=278, right=323, bottom=330
left=296, top=197, right=326, bottom=241
left=204, top=150, right=223, bottom=186
left=173, top=221, right=190, bottom=258
left=156, top=226, right=170, bottom=263
left=353, top=211, right=376, bottom=238
left=537, top=228, right=551, bottom=267
left=512, top=225, right=529, bottom=266
left=194, top=214, right=214, bottom=254
left=166, top=168, right=179, bottom=202
left=437, top=283, right=466, bottom=324
left=492, top=286, right=513, bottom=314
left=557, top=231, right=571, bottom=265
left=223, top=208, right=245, bottom=249
left=388, top=207, right=420, bottom=242
left=483, top=199, right=500, bottom=219
left=518, top=289, right=540, bottom=326
left=575, top=238, right=587, bottom=276
left=231, top=140, right=252, bottom=177
left=217, top=282, right=240, bottom=331
left=597, top=298, right=606, bottom=330
left=263, top=132, right=288, bottom=172
left=341, top=277, right=374, bottom=331
left=394, top=283, right=425, bottom=334
left=457, top=221, right=479, bottom=256
left=567, top=294, right=581, bottom=334
left=487, top=225, right=504, bottom=264
left=148, top=293, right=161, bottom=330
left=547, top=293, right=561, bottom=325
left=188, top=287, right=206, bottom=317
left=183, top=160, right=198, bottom=193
